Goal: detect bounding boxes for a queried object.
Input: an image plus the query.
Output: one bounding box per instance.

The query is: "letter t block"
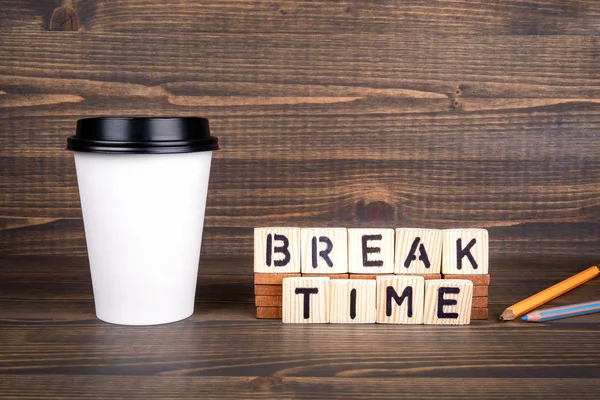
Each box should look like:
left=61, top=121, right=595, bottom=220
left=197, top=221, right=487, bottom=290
left=282, top=277, right=330, bottom=323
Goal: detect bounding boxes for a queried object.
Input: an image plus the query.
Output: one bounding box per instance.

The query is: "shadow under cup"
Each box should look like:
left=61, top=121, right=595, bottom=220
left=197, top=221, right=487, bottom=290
left=67, top=117, right=219, bottom=325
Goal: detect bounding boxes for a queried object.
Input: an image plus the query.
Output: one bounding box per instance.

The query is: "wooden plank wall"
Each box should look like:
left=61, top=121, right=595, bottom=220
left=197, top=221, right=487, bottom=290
left=0, top=0, right=599, bottom=261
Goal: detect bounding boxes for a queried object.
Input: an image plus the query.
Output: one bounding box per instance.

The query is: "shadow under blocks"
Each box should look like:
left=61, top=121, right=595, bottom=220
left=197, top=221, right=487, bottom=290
left=254, top=228, right=489, bottom=324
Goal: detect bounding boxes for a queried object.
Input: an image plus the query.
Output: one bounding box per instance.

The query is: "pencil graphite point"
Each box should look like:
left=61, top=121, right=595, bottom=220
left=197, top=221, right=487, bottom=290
left=520, top=316, right=528, bottom=321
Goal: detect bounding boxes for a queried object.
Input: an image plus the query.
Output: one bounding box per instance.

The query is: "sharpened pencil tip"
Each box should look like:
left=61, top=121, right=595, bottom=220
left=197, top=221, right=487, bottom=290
left=520, top=316, right=528, bottom=321
left=499, top=316, right=504, bottom=321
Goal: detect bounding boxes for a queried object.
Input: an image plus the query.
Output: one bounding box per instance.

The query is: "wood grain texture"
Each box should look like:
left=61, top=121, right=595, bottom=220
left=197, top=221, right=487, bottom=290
left=255, top=285, right=282, bottom=296
left=444, top=274, right=491, bottom=285
left=300, top=228, right=348, bottom=274
left=1, top=256, right=600, bottom=398
left=471, top=307, right=489, bottom=320
left=255, top=295, right=282, bottom=307
left=473, top=286, right=489, bottom=297
left=0, top=2, right=599, bottom=261
left=254, top=227, right=301, bottom=273
left=348, top=228, right=395, bottom=274
left=442, top=229, right=489, bottom=274
left=282, top=277, right=330, bottom=323
left=376, top=275, right=425, bottom=324
left=254, top=273, right=301, bottom=285
left=424, top=279, right=474, bottom=325
left=395, top=228, right=443, bottom=274
left=472, top=297, right=489, bottom=308
left=256, top=306, right=282, bottom=319
left=329, top=279, right=376, bottom=324
left=303, top=273, right=349, bottom=279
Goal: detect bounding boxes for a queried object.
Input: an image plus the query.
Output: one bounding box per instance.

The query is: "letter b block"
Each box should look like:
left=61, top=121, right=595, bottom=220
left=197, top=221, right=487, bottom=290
left=376, top=276, right=425, bottom=324
left=254, top=227, right=301, bottom=273
left=282, top=277, right=330, bottom=323
left=424, top=279, right=473, bottom=325
left=441, top=229, right=489, bottom=274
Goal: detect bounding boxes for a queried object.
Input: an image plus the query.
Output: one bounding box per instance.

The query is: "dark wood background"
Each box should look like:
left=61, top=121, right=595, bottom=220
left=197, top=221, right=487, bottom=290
left=1, top=0, right=599, bottom=260
left=1, top=1, right=599, bottom=398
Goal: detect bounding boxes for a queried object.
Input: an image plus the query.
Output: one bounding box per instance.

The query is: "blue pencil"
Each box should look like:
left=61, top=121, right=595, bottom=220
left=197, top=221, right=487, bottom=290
left=521, top=300, right=600, bottom=322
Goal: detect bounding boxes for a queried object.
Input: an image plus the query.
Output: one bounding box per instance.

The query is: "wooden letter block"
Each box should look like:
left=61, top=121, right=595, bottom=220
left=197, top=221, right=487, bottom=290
left=424, top=279, right=473, bottom=325
left=254, top=227, right=301, bottom=273
left=330, top=279, right=376, bottom=324
left=441, top=229, right=489, bottom=275
left=394, top=228, right=443, bottom=274
left=348, top=228, right=395, bottom=274
left=376, top=276, right=425, bottom=324
left=301, top=228, right=348, bottom=274
left=282, top=277, right=330, bottom=323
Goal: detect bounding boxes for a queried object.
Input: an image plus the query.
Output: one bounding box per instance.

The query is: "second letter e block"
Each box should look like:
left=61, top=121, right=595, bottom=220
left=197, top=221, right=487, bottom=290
left=283, top=277, right=330, bottom=323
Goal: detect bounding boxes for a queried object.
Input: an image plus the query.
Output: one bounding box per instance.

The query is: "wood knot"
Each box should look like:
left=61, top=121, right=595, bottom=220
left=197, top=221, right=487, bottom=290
left=249, top=376, right=284, bottom=390
left=356, top=201, right=395, bottom=222
left=49, top=0, right=80, bottom=31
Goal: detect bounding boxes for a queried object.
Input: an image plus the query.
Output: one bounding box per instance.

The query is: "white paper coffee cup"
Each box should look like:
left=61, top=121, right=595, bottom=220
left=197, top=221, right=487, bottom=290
left=67, top=117, right=219, bottom=325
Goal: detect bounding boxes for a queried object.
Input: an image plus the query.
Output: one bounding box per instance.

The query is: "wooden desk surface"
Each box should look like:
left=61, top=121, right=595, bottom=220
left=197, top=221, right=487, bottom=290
left=1, top=256, right=598, bottom=399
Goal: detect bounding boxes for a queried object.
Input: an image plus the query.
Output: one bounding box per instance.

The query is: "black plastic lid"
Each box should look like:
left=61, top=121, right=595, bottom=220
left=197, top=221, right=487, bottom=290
left=67, top=117, right=219, bottom=154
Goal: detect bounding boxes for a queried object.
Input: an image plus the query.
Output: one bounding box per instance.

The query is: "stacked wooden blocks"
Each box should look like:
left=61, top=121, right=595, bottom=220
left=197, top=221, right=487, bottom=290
left=254, top=227, right=490, bottom=323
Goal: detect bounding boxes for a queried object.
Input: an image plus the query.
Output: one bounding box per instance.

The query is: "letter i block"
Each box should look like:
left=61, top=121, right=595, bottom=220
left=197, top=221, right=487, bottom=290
left=424, top=279, right=473, bottom=325
left=442, top=229, right=488, bottom=274
left=254, top=228, right=301, bottom=273
left=376, top=276, right=425, bottom=324
left=330, top=279, right=376, bottom=323
left=394, top=228, right=442, bottom=274
left=348, top=228, right=395, bottom=274
left=301, top=228, right=348, bottom=274
left=282, top=277, right=330, bottom=323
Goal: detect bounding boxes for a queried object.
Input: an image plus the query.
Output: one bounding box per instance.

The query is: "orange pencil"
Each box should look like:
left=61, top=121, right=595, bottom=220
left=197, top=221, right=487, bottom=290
left=500, top=265, right=600, bottom=321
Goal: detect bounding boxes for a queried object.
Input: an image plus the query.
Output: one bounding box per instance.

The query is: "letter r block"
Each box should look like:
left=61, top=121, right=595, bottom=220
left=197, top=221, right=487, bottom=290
left=441, top=229, right=489, bottom=275
left=376, top=276, right=425, bottom=324
left=282, top=277, right=330, bottom=323
left=254, top=227, right=301, bottom=273
left=424, top=279, right=473, bottom=325
left=301, top=228, right=348, bottom=274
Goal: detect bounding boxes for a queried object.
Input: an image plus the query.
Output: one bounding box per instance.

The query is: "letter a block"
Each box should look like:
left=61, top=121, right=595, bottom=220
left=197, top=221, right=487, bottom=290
left=301, top=228, right=348, bottom=274
left=348, top=228, right=395, bottom=274
left=376, top=276, right=425, bottom=324
left=254, top=227, right=301, bottom=273
left=441, top=229, right=488, bottom=274
left=282, top=277, right=330, bottom=323
left=330, top=280, right=376, bottom=323
left=424, top=279, right=473, bottom=325
left=394, top=228, right=443, bottom=274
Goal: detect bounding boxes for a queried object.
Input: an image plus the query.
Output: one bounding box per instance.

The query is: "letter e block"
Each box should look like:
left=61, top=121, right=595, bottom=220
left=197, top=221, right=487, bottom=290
left=348, top=228, right=395, bottom=274
left=424, top=279, right=473, bottom=325
left=330, top=279, right=376, bottom=323
left=301, top=228, right=348, bottom=274
left=282, top=277, right=330, bottom=323
left=394, top=228, right=442, bottom=274
left=254, top=227, right=301, bottom=273
left=442, top=229, right=488, bottom=274
left=376, top=276, right=425, bottom=324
